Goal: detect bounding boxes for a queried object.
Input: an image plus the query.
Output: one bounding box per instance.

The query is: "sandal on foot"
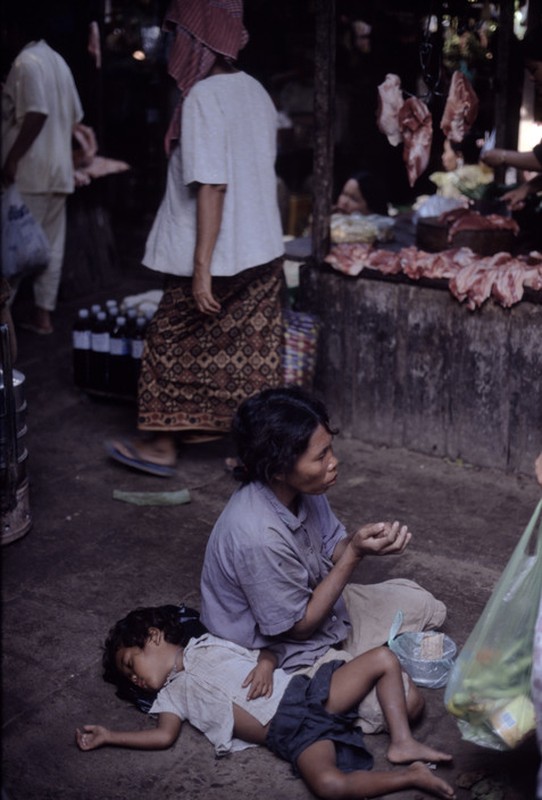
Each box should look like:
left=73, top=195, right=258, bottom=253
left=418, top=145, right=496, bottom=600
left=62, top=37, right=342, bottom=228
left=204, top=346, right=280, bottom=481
left=105, top=439, right=176, bottom=478
left=180, top=431, right=224, bottom=444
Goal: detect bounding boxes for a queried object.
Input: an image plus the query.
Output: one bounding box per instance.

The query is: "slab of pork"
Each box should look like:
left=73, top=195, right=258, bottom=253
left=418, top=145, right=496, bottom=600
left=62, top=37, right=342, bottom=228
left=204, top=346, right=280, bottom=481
left=376, top=73, right=404, bottom=146
left=440, top=70, right=479, bottom=143
left=398, top=97, right=433, bottom=187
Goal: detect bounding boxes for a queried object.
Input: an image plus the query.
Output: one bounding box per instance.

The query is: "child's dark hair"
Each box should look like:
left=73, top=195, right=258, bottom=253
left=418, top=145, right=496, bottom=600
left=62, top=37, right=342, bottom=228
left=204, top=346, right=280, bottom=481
left=102, top=604, right=206, bottom=712
left=231, top=386, right=338, bottom=485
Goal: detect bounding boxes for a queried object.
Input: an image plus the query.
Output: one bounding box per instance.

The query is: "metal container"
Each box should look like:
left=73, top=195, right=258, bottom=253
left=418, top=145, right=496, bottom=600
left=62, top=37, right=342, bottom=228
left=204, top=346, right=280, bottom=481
left=0, top=428, right=27, bottom=467
left=0, top=368, right=26, bottom=413
left=1, top=478, right=31, bottom=545
left=0, top=325, right=32, bottom=543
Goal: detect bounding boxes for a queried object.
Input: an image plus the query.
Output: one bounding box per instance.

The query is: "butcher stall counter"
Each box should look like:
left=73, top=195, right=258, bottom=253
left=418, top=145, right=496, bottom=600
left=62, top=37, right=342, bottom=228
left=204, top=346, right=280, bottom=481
left=297, top=214, right=542, bottom=476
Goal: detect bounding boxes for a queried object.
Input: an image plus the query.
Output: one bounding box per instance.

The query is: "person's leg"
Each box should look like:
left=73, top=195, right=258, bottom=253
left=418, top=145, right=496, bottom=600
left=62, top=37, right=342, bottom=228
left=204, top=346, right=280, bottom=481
left=24, top=193, right=67, bottom=332
left=341, top=581, right=447, bottom=733
left=296, top=738, right=455, bottom=799
left=325, top=648, right=452, bottom=765
left=112, top=433, right=177, bottom=467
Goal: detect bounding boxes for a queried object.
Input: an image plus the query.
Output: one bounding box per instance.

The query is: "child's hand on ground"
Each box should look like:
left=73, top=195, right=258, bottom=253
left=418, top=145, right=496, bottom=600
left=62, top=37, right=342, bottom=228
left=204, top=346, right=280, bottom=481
left=76, top=725, right=109, bottom=751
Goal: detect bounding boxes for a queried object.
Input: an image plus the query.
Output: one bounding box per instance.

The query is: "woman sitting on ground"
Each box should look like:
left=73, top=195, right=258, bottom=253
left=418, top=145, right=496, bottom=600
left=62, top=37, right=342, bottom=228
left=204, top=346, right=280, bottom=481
left=200, top=387, right=446, bottom=736
left=75, top=604, right=455, bottom=799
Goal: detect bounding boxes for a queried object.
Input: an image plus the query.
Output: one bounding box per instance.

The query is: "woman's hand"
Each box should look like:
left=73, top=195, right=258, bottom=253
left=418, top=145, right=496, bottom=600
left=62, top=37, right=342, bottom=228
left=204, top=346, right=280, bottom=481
left=192, top=272, right=221, bottom=315
left=500, top=183, right=531, bottom=211
left=350, top=520, right=412, bottom=557
left=76, top=725, right=109, bottom=751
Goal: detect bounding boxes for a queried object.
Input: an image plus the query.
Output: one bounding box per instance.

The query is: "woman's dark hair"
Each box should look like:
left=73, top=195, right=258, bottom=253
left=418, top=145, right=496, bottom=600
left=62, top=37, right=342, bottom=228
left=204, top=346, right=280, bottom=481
left=102, top=604, right=206, bottom=712
left=231, top=386, right=337, bottom=485
left=351, top=170, right=389, bottom=216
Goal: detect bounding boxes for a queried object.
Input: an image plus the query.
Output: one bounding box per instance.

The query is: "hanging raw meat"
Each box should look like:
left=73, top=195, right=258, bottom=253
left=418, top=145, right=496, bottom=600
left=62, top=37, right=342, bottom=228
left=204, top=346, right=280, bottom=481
left=440, top=71, right=479, bottom=143
left=376, top=73, right=404, bottom=146
left=398, top=97, right=433, bottom=187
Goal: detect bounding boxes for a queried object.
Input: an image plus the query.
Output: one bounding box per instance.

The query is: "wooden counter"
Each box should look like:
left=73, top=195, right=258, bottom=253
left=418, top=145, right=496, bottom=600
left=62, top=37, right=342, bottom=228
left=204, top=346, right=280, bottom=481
left=299, top=261, right=542, bottom=476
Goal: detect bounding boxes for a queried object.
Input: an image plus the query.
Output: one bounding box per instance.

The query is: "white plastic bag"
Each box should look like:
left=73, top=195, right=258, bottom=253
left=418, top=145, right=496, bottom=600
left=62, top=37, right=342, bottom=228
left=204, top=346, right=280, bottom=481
left=1, top=184, right=50, bottom=279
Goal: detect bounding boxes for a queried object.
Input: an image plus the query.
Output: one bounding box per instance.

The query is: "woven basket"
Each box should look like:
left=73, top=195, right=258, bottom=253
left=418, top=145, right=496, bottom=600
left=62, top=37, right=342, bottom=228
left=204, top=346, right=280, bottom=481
left=282, top=310, right=320, bottom=388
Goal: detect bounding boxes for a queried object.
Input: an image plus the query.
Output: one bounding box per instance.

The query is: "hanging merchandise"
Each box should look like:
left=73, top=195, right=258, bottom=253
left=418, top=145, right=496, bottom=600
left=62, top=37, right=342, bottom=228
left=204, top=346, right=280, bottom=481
left=445, top=500, right=542, bottom=750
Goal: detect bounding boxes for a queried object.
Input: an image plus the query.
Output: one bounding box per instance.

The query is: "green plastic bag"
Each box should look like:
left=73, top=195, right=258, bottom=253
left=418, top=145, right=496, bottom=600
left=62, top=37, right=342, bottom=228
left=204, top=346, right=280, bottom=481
left=444, top=499, right=542, bottom=750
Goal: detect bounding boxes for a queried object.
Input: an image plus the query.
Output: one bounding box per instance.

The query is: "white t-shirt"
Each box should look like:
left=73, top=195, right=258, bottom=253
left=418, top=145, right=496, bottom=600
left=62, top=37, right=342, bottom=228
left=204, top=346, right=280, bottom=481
left=1, top=41, right=83, bottom=194
left=142, top=71, right=284, bottom=277
left=149, top=634, right=292, bottom=756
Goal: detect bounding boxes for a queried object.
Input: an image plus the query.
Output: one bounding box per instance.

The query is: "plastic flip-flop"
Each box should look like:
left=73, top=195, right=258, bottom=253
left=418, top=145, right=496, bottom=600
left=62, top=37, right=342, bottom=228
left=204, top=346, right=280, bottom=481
left=104, top=439, right=176, bottom=478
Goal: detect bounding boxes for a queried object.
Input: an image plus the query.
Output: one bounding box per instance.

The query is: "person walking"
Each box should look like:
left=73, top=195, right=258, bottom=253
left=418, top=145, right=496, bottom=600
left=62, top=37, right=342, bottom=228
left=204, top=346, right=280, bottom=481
left=106, top=0, right=285, bottom=477
left=1, top=9, right=84, bottom=335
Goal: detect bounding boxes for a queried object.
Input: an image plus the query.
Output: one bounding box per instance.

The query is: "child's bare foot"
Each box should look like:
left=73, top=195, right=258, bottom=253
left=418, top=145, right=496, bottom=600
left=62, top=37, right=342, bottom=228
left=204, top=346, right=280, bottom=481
left=407, top=762, right=455, bottom=798
left=388, top=739, right=452, bottom=765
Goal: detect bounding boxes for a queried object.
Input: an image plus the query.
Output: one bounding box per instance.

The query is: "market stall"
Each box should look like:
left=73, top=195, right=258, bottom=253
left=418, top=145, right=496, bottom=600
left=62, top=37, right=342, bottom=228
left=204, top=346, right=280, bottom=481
left=298, top=0, right=542, bottom=476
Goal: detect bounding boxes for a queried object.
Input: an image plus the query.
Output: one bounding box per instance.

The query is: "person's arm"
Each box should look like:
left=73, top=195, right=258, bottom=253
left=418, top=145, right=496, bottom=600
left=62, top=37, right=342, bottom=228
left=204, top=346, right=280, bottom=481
left=287, top=521, right=412, bottom=641
left=192, top=182, right=227, bottom=315
left=501, top=174, right=542, bottom=211
left=75, top=712, right=182, bottom=751
left=481, top=148, right=542, bottom=172
left=242, top=649, right=278, bottom=700
left=2, top=111, right=47, bottom=185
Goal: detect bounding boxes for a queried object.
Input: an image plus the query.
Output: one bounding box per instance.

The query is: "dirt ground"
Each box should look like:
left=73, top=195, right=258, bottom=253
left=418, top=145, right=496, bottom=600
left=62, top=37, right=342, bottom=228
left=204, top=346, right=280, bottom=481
left=2, top=254, right=542, bottom=800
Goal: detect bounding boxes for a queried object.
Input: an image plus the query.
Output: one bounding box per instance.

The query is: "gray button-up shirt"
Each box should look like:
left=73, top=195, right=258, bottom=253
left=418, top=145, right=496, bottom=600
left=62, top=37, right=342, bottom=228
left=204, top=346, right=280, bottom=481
left=200, top=482, right=351, bottom=671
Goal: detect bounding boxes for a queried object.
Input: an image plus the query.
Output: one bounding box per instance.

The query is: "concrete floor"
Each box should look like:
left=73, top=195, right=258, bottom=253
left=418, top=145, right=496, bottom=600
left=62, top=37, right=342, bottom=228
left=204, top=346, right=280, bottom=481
left=2, top=248, right=542, bottom=800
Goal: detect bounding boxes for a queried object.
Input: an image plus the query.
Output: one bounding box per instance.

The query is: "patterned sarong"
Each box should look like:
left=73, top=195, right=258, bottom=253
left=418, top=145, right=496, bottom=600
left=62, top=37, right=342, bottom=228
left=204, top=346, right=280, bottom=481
left=137, top=259, right=284, bottom=432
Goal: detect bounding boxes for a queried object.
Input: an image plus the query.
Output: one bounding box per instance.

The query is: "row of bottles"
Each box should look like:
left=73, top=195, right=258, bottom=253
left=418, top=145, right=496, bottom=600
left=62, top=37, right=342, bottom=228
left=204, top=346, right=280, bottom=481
left=72, top=301, right=149, bottom=397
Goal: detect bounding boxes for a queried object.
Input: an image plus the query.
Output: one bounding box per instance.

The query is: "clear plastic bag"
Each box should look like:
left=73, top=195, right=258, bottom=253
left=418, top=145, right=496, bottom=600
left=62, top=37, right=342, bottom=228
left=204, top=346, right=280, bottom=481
left=444, top=499, right=542, bottom=750
left=388, top=611, right=457, bottom=689
left=1, top=184, right=50, bottom=279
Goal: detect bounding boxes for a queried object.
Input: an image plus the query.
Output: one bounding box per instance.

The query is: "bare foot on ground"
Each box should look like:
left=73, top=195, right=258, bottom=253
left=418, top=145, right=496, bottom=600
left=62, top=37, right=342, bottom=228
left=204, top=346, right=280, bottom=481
left=406, top=762, right=455, bottom=798
left=388, top=739, right=452, bottom=765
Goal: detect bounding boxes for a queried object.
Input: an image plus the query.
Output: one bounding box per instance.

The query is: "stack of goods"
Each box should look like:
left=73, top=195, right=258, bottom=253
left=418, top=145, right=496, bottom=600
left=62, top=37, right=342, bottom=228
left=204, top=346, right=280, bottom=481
left=72, top=296, right=158, bottom=398
left=324, top=243, right=542, bottom=310
left=330, top=213, right=395, bottom=244
left=282, top=310, right=320, bottom=388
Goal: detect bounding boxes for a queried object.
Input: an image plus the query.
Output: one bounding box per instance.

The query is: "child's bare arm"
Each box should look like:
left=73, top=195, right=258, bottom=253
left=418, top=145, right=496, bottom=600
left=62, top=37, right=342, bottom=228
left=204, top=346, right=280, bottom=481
left=76, top=712, right=182, bottom=751
left=242, top=649, right=277, bottom=700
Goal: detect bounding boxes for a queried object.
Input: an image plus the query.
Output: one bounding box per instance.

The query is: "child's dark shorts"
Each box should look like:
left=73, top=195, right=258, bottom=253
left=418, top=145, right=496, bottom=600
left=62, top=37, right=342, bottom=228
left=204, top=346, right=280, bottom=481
left=265, top=659, right=374, bottom=775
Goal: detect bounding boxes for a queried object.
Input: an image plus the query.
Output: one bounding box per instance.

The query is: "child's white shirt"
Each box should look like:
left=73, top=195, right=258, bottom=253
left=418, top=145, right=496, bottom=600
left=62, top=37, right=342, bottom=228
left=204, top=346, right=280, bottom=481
left=149, top=633, right=292, bottom=756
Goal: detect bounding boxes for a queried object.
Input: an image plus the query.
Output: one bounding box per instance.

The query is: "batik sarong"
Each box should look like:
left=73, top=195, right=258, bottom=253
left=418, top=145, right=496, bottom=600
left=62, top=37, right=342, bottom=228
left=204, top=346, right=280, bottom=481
left=137, top=259, right=284, bottom=432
